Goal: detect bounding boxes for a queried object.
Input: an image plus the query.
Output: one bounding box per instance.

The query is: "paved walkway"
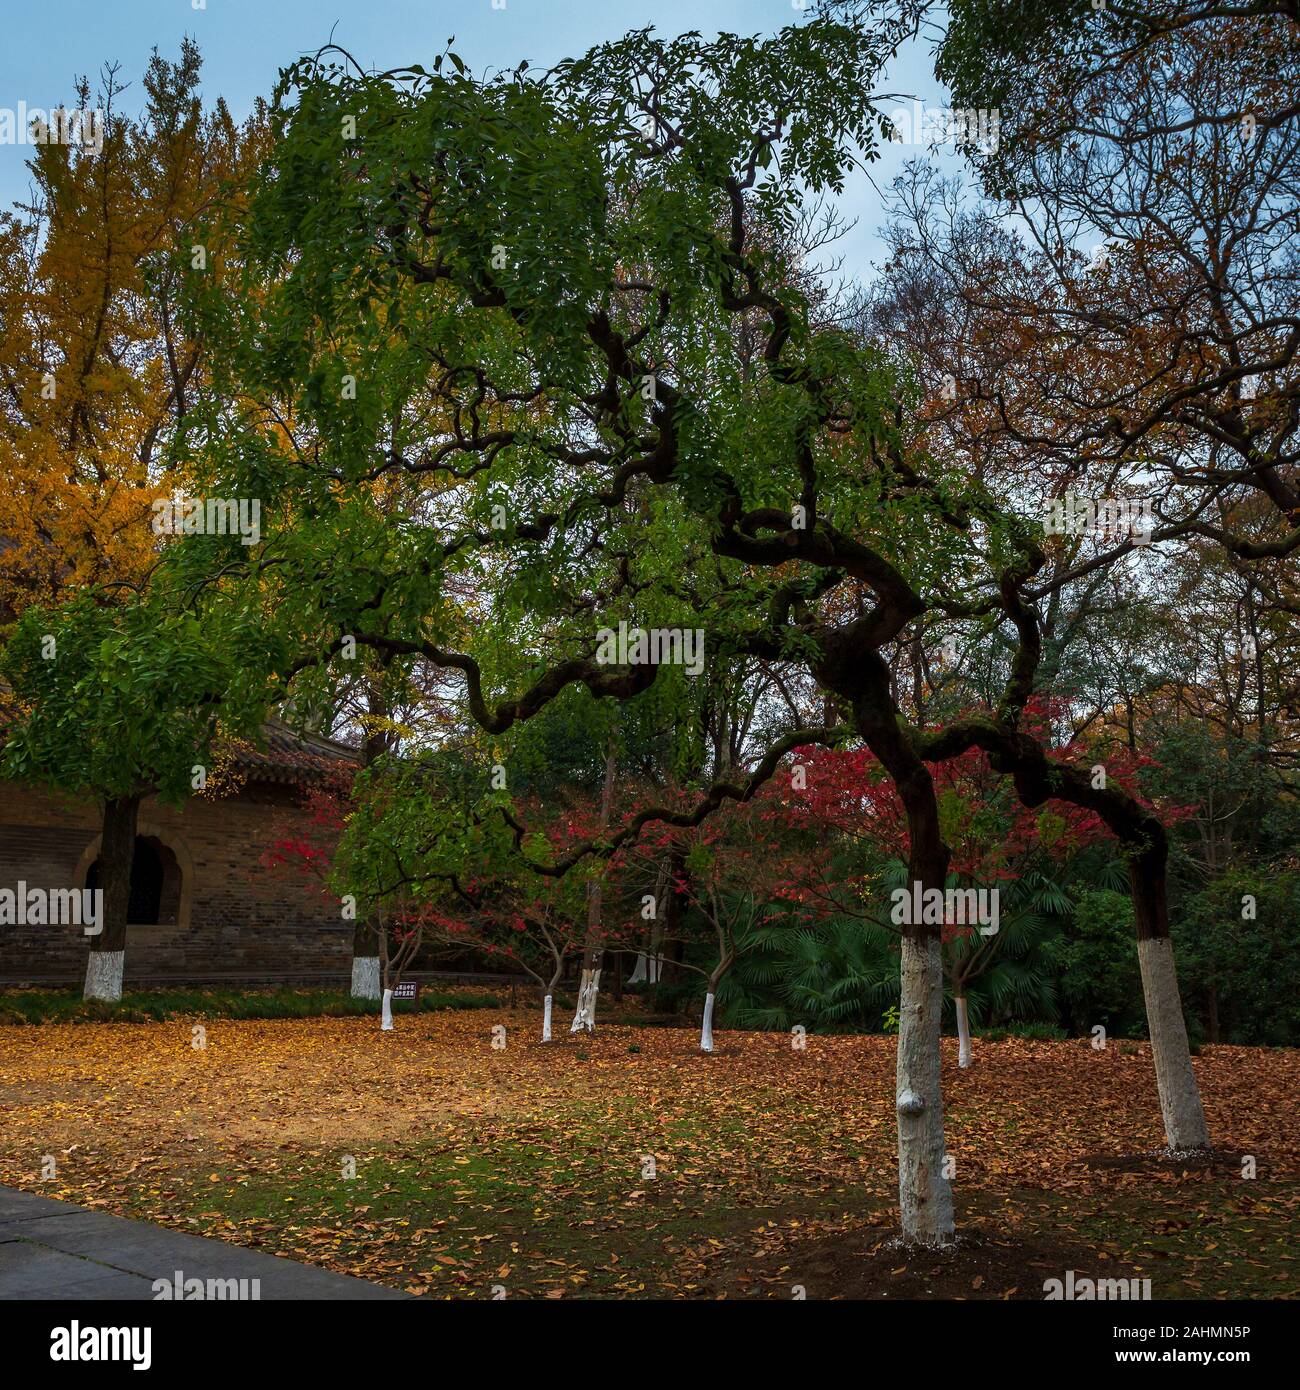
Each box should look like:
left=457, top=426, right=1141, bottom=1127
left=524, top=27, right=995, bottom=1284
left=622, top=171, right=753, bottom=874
left=0, top=1186, right=407, bottom=1300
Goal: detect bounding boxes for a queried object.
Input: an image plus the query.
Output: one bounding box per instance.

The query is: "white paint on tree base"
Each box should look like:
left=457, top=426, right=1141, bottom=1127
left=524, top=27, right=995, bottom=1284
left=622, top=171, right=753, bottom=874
left=542, top=994, right=553, bottom=1043
left=700, top=992, right=716, bottom=1053
left=84, top=950, right=124, bottom=1002
left=1137, top=935, right=1209, bottom=1149
left=570, top=968, right=601, bottom=1032
left=351, top=956, right=381, bottom=1000
left=896, top=935, right=955, bottom=1246
left=956, top=996, right=972, bottom=1069
left=380, top=988, right=394, bottom=1031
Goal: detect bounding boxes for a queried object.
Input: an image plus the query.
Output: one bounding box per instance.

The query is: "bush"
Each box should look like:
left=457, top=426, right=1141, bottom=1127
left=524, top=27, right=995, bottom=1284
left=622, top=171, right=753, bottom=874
left=1003, top=1021, right=1068, bottom=1041
left=1049, top=888, right=1145, bottom=1037
left=0, top=986, right=501, bottom=1026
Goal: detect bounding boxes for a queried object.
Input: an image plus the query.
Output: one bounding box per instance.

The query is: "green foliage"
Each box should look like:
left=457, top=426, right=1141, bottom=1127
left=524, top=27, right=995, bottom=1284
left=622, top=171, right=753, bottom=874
left=718, top=914, right=899, bottom=1033
left=936, top=0, right=1144, bottom=187
left=0, top=589, right=279, bottom=804
left=1048, top=888, right=1144, bottom=1036
left=1172, top=868, right=1300, bottom=1047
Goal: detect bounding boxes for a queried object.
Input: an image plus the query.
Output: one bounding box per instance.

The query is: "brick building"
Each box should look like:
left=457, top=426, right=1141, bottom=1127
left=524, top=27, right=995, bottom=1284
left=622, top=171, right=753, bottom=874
left=0, top=723, right=359, bottom=987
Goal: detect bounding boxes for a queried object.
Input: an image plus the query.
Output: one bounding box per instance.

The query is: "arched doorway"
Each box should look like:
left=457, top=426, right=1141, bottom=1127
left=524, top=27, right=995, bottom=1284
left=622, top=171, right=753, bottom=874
left=83, top=834, right=184, bottom=926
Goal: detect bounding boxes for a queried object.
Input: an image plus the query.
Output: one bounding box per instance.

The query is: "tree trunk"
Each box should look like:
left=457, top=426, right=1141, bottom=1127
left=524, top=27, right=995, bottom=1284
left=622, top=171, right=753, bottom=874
left=897, top=932, right=955, bottom=1244
left=570, top=746, right=616, bottom=1033
left=856, top=672, right=955, bottom=1247
left=542, top=993, right=553, bottom=1043
left=700, top=991, right=716, bottom=1053
left=354, top=682, right=393, bottom=1000
left=649, top=850, right=679, bottom=1009
left=929, top=701, right=1212, bottom=1156
left=700, top=948, right=734, bottom=1054
left=955, top=995, right=972, bottom=1069
left=570, top=955, right=603, bottom=1033
left=350, top=917, right=381, bottom=999
left=84, top=794, right=139, bottom=1002
left=380, top=988, right=394, bottom=1031
left=1130, top=847, right=1209, bottom=1151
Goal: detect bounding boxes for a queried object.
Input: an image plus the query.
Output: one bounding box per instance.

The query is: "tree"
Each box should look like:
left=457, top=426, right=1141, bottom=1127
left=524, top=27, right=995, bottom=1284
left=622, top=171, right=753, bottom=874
left=0, top=43, right=268, bottom=995
left=183, top=10, right=1090, bottom=1248
left=622, top=796, right=794, bottom=1051
left=871, top=0, right=1300, bottom=1146
left=0, top=41, right=264, bottom=617
left=766, top=739, right=1120, bottom=1064
left=570, top=744, right=618, bottom=1033
left=0, top=586, right=277, bottom=997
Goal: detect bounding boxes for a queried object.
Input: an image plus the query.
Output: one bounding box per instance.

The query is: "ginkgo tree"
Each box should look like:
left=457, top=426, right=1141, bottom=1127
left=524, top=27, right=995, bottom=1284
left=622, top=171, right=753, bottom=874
left=0, top=40, right=264, bottom=617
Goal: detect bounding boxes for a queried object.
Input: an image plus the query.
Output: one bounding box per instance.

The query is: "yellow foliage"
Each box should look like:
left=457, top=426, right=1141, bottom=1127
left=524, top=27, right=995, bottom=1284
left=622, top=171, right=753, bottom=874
left=0, top=40, right=268, bottom=620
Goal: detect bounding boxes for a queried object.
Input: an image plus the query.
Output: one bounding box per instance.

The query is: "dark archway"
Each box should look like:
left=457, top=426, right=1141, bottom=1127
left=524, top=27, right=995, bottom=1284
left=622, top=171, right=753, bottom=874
left=86, top=836, right=171, bottom=926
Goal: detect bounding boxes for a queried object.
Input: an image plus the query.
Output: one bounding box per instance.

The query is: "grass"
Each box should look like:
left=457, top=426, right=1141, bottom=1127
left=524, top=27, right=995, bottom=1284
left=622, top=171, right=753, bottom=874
left=157, top=1139, right=867, bottom=1297
left=0, top=985, right=501, bottom=1026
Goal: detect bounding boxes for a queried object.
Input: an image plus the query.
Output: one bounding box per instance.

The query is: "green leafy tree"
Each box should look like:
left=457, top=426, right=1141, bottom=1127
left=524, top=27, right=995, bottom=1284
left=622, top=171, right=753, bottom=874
left=0, top=585, right=280, bottom=997
left=178, top=8, right=1208, bottom=1243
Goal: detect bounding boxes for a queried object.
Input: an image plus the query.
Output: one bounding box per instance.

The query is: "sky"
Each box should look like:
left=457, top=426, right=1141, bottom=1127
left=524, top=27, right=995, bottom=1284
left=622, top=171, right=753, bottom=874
left=0, top=0, right=963, bottom=282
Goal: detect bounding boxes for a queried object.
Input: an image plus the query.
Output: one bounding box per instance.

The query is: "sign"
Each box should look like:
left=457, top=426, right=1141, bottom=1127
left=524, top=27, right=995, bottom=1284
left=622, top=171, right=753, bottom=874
left=392, top=980, right=420, bottom=1003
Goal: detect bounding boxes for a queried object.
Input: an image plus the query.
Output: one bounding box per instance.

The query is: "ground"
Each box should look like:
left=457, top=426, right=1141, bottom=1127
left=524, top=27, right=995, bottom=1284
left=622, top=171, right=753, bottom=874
left=0, top=1004, right=1295, bottom=1299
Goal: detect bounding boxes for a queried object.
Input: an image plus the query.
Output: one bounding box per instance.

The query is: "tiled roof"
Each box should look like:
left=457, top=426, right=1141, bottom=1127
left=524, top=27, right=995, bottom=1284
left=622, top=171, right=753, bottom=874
left=0, top=701, right=360, bottom=787
left=224, top=720, right=360, bottom=784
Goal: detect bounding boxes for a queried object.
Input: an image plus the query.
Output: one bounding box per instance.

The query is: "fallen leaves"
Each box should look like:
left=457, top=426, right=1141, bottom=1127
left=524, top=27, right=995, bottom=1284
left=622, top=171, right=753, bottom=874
left=0, top=1010, right=1296, bottom=1298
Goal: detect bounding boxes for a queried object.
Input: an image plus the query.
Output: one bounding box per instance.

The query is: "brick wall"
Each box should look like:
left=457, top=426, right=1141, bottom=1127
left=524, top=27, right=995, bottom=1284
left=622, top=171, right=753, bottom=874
left=0, top=780, right=351, bottom=985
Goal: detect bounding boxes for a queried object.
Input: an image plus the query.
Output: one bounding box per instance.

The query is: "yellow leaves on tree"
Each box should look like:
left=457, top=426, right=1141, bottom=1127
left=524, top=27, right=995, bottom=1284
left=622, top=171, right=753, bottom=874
left=0, top=39, right=268, bottom=621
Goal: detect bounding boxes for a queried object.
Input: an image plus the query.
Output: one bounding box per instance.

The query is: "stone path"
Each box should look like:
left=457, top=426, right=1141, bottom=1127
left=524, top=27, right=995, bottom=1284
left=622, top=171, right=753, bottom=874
left=0, top=1186, right=407, bottom=1300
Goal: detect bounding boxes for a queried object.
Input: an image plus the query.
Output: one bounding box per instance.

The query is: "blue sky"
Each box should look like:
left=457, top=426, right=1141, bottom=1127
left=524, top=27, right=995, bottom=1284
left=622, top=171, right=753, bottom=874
left=0, top=1, right=960, bottom=281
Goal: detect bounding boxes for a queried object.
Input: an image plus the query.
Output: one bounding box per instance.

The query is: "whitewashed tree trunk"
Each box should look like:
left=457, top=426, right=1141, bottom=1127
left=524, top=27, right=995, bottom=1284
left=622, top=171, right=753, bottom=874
left=570, top=968, right=600, bottom=1033
left=84, top=949, right=124, bottom=1002
left=84, top=793, right=137, bottom=1003
left=380, top=988, right=394, bottom=1031
left=570, top=969, right=590, bottom=1032
left=351, top=956, right=381, bottom=1000
left=955, top=995, right=972, bottom=1069
left=570, top=748, right=615, bottom=1034
left=627, top=953, right=648, bottom=984
left=542, top=994, right=553, bottom=1043
left=586, top=970, right=601, bottom=1029
left=897, top=935, right=955, bottom=1246
left=1128, top=848, right=1210, bottom=1151
left=700, top=992, right=716, bottom=1053
left=1138, top=936, right=1209, bottom=1150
